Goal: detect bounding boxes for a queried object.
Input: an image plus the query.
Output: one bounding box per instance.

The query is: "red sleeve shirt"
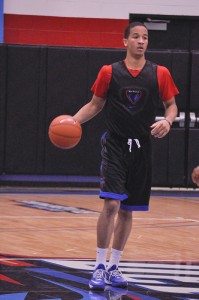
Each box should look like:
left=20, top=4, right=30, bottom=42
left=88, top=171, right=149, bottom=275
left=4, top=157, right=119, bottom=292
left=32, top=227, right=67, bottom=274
left=91, top=63, right=179, bottom=101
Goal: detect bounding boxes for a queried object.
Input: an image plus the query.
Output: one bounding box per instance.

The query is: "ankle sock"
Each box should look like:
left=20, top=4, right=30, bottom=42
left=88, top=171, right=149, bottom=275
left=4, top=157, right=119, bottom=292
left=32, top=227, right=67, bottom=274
left=107, top=248, right=123, bottom=270
left=95, top=247, right=108, bottom=268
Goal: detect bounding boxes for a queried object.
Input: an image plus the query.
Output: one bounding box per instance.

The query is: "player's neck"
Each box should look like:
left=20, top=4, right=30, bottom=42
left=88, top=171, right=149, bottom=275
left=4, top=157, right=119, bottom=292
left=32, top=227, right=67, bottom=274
left=124, top=56, right=146, bottom=70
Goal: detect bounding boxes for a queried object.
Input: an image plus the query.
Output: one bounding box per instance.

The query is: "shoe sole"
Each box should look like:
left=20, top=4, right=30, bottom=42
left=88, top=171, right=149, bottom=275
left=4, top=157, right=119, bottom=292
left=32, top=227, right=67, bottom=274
left=105, top=279, right=128, bottom=287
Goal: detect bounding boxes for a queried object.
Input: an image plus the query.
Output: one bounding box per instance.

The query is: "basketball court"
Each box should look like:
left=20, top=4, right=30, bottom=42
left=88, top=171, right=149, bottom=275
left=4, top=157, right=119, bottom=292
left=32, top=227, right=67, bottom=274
left=0, top=185, right=199, bottom=299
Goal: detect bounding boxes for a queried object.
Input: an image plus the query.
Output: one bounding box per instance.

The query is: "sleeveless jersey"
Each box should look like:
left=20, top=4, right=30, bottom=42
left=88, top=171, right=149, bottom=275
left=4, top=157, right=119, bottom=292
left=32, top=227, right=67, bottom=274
left=104, top=60, right=160, bottom=139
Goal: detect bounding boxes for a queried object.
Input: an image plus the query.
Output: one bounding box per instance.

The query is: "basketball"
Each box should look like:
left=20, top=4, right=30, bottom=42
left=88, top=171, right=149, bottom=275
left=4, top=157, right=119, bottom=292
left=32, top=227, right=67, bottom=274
left=48, top=115, right=82, bottom=149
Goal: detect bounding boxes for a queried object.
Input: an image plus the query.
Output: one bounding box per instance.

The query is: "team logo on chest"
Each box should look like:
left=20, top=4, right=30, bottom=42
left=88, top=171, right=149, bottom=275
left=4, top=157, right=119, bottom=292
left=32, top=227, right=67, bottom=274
left=120, top=86, right=146, bottom=111
left=126, top=89, right=142, bottom=105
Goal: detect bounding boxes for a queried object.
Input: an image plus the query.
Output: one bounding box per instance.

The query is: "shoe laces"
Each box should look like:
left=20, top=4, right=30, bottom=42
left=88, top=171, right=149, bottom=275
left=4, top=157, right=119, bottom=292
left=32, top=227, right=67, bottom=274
left=94, top=268, right=105, bottom=279
left=110, top=269, right=123, bottom=278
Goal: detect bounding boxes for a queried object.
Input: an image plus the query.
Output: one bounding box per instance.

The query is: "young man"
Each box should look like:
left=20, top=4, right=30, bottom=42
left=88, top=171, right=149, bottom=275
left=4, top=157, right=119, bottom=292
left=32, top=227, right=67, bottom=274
left=73, top=22, right=179, bottom=290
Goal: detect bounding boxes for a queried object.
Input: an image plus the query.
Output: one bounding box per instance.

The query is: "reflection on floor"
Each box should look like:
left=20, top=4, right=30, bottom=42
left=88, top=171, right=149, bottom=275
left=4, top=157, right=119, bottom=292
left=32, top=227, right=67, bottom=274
left=0, top=256, right=199, bottom=299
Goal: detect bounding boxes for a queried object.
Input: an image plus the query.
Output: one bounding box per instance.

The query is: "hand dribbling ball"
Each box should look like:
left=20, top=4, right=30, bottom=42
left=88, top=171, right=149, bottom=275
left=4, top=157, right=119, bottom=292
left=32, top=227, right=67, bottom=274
left=48, top=115, right=82, bottom=149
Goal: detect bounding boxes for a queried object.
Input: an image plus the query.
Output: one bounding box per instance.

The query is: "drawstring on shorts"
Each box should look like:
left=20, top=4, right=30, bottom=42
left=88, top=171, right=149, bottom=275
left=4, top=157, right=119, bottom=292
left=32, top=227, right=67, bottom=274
left=127, top=138, right=141, bottom=152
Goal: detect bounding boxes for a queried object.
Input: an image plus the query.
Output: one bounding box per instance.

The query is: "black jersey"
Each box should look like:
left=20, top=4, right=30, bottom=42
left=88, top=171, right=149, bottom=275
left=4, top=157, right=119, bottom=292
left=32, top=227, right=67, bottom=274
left=104, top=60, right=160, bottom=139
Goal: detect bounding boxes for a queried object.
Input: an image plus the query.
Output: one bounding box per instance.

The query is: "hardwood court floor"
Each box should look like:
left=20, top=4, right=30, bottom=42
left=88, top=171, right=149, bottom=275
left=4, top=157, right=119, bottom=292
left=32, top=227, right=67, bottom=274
left=0, top=188, right=198, bottom=260
left=0, top=187, right=199, bottom=299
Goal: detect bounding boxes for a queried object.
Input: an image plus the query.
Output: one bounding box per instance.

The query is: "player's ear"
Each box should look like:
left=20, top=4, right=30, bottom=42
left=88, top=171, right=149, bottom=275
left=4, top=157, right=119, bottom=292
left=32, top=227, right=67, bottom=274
left=123, top=38, right=128, bottom=47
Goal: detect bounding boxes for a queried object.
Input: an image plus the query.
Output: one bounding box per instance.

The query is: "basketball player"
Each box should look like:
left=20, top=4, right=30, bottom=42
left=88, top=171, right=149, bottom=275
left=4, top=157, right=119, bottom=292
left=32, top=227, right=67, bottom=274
left=73, top=22, right=179, bottom=290
left=192, top=166, right=199, bottom=186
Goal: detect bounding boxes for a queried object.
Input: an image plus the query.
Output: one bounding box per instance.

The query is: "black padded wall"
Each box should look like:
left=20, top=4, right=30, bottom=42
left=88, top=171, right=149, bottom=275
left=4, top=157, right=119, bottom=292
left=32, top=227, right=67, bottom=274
left=187, top=51, right=199, bottom=186
left=44, top=47, right=88, bottom=175
left=151, top=136, right=169, bottom=186
left=0, top=45, right=7, bottom=174
left=4, top=45, right=43, bottom=173
left=168, top=129, right=186, bottom=186
left=190, top=23, right=199, bottom=50
left=152, top=130, right=186, bottom=187
left=190, top=52, right=199, bottom=110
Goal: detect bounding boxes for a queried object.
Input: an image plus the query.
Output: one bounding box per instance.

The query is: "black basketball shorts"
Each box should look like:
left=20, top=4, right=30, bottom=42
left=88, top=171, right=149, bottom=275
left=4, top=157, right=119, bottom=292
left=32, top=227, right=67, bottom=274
left=99, top=131, right=152, bottom=211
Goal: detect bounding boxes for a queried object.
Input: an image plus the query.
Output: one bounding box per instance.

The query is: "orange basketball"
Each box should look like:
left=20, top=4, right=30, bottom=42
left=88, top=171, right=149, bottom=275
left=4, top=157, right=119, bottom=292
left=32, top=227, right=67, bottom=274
left=48, top=115, right=82, bottom=149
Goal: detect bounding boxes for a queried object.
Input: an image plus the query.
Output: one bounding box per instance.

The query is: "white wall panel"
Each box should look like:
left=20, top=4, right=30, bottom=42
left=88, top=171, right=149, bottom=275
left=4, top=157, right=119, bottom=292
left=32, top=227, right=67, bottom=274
left=4, top=0, right=199, bottom=19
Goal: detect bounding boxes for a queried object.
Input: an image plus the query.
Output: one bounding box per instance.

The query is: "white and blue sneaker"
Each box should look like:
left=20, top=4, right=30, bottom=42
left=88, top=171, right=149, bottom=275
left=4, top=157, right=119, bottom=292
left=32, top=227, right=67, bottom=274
left=105, top=265, right=128, bottom=288
left=89, top=264, right=106, bottom=290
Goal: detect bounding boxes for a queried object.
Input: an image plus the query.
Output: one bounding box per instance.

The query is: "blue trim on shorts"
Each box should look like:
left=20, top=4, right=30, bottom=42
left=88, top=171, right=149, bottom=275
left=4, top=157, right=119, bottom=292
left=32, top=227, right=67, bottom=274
left=99, top=191, right=128, bottom=201
left=120, top=203, right=149, bottom=211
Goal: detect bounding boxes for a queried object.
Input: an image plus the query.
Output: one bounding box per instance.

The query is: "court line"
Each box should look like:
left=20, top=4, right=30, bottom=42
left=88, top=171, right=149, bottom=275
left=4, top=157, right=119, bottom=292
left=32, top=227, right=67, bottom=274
left=0, top=215, right=198, bottom=222
left=0, top=223, right=199, bottom=232
left=1, top=188, right=199, bottom=198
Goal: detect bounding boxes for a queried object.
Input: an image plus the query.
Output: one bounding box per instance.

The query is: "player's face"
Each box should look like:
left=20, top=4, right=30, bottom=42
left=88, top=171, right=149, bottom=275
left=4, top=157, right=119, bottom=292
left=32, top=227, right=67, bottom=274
left=123, top=26, right=148, bottom=57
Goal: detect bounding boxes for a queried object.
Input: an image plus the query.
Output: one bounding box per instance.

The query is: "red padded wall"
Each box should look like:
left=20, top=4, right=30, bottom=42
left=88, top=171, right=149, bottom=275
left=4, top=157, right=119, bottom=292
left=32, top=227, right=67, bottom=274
left=4, top=14, right=128, bottom=48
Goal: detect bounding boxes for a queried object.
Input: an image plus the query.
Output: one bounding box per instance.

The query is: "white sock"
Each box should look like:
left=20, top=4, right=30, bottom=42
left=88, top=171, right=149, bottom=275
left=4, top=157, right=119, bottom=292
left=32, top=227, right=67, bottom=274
left=107, top=248, right=123, bottom=270
left=95, top=247, right=108, bottom=269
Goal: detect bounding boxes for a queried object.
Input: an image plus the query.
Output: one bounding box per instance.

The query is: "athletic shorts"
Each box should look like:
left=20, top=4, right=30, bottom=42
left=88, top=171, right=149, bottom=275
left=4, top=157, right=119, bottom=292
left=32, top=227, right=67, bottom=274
left=99, top=131, right=152, bottom=211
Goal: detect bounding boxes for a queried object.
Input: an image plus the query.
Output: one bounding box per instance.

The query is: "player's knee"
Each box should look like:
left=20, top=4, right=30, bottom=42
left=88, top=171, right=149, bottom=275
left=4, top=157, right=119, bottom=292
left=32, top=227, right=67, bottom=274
left=118, top=209, right=132, bottom=221
left=104, top=199, right=120, bottom=217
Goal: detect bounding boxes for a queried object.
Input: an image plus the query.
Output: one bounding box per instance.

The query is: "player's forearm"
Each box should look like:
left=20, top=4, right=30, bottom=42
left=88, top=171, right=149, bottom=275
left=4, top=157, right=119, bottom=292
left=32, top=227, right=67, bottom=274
left=164, top=100, right=178, bottom=125
left=73, top=97, right=105, bottom=124
left=73, top=103, right=98, bottom=124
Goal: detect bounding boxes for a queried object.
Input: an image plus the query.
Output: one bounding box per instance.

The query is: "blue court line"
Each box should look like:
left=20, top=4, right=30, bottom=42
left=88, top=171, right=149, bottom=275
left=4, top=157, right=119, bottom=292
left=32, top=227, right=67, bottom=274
left=0, top=188, right=100, bottom=195
left=0, top=174, right=199, bottom=197
left=0, top=188, right=199, bottom=198
left=0, top=174, right=99, bottom=182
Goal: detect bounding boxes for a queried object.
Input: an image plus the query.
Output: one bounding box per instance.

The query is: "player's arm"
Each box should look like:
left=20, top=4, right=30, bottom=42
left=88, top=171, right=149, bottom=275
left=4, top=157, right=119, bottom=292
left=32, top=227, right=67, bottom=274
left=151, top=66, right=178, bottom=138
left=163, top=96, right=178, bottom=126
left=73, top=65, right=111, bottom=124
left=73, top=95, right=106, bottom=124
left=151, top=97, right=178, bottom=138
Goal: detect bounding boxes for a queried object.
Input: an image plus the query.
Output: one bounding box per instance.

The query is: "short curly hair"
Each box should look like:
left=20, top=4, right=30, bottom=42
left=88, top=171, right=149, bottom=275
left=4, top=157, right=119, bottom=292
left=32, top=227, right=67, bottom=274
left=124, top=22, right=148, bottom=39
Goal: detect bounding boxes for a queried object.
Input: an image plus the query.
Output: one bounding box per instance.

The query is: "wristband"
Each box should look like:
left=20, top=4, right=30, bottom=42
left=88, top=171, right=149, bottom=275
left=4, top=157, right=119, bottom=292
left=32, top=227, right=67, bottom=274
left=164, top=118, right=172, bottom=127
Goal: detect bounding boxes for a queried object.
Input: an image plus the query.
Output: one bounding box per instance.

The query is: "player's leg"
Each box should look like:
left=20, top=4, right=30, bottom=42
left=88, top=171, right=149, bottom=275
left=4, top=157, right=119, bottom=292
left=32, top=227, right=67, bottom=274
left=89, top=199, right=120, bottom=290
left=89, top=132, right=128, bottom=290
left=105, top=209, right=132, bottom=287
left=97, top=199, right=120, bottom=248
left=105, top=138, right=152, bottom=287
left=112, top=208, right=133, bottom=251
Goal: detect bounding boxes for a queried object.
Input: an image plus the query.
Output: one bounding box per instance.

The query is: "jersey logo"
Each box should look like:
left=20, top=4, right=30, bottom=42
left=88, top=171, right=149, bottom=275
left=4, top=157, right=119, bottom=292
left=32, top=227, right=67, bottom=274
left=120, top=86, right=146, bottom=111
left=126, top=89, right=142, bottom=105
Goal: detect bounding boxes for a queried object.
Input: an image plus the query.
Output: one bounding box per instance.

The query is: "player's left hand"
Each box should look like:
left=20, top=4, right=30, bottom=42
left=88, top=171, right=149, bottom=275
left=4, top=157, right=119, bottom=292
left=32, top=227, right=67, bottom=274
left=150, top=119, right=171, bottom=138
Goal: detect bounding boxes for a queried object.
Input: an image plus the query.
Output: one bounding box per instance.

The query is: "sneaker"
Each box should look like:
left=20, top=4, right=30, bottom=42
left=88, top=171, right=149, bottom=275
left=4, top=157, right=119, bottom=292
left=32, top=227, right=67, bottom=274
left=89, top=264, right=106, bottom=290
left=105, top=265, right=128, bottom=288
